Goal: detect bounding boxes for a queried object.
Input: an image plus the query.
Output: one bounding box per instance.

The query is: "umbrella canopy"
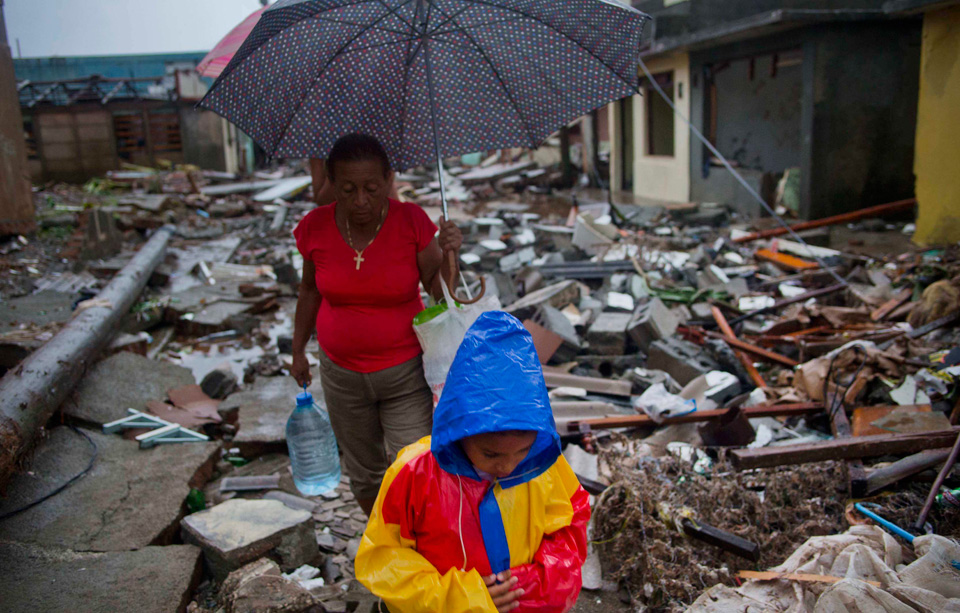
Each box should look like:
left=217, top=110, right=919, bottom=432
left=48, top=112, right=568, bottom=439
left=199, top=0, right=649, bottom=171
left=196, top=6, right=267, bottom=79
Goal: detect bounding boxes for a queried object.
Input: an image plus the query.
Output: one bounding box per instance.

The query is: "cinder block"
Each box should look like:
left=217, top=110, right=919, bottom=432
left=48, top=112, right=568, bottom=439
left=585, top=312, right=632, bottom=356
left=646, top=338, right=719, bottom=386
left=627, top=297, right=679, bottom=351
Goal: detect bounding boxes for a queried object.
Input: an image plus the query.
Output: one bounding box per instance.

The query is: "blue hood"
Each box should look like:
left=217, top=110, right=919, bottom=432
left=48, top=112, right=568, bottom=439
left=431, top=311, right=560, bottom=489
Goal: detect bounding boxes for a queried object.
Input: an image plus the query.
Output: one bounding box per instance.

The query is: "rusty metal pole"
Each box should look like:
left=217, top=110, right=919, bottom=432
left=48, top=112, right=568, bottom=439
left=0, top=226, right=175, bottom=492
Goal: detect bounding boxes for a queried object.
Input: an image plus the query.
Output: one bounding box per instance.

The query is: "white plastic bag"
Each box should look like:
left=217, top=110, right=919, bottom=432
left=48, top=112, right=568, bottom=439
left=414, top=278, right=500, bottom=405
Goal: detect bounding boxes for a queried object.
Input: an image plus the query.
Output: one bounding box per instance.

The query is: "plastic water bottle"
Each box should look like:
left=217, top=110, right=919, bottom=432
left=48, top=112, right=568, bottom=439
left=286, top=387, right=340, bottom=496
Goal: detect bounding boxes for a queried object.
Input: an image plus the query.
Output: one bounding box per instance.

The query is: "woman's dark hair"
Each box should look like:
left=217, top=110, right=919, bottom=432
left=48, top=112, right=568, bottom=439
left=326, top=133, right=391, bottom=181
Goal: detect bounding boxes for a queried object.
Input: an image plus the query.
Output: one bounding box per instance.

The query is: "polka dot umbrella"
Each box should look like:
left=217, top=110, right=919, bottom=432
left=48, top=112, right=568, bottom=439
left=199, top=0, right=649, bottom=221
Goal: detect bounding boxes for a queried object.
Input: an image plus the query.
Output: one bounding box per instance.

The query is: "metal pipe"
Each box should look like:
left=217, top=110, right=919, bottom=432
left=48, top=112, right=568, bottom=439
left=0, top=225, right=175, bottom=491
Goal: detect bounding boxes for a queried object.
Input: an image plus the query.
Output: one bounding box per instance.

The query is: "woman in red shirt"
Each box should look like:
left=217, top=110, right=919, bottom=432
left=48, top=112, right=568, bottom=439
left=291, top=133, right=462, bottom=516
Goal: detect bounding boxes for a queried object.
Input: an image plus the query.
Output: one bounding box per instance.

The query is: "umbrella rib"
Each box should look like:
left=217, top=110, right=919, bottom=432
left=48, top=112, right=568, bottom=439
left=431, top=2, right=535, bottom=145
left=273, top=0, right=419, bottom=154
left=458, top=0, right=646, bottom=95
left=430, top=14, right=525, bottom=37
left=311, top=14, right=411, bottom=37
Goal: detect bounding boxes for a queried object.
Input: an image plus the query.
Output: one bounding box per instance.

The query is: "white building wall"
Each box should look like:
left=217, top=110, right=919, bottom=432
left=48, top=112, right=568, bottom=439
left=609, top=53, right=691, bottom=203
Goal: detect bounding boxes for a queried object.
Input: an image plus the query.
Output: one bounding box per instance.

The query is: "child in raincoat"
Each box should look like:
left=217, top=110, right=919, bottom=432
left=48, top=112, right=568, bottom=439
left=356, top=311, right=590, bottom=612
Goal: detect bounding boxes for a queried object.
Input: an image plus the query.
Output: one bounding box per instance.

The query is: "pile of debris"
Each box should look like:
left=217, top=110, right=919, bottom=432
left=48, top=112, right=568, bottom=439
left=1, top=146, right=959, bottom=613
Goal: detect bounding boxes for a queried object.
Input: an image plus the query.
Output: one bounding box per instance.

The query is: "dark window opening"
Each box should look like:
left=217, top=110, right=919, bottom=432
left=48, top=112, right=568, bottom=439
left=645, top=71, right=675, bottom=157
left=620, top=96, right=634, bottom=190
left=22, top=118, right=39, bottom=160
left=113, top=112, right=147, bottom=161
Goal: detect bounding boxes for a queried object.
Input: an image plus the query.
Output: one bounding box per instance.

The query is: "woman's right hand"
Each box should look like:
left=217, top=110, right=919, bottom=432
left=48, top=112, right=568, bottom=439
left=291, top=351, right=312, bottom=388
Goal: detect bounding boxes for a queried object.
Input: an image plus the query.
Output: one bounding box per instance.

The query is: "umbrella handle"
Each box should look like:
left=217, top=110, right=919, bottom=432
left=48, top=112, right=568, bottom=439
left=444, top=250, right=486, bottom=305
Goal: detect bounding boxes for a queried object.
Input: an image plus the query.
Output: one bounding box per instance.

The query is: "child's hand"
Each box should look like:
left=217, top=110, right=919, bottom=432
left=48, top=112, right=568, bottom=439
left=483, top=571, right=523, bottom=612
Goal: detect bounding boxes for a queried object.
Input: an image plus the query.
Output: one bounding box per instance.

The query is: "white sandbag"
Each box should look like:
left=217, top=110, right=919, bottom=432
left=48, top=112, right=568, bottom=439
left=815, top=579, right=918, bottom=613
left=898, top=534, right=960, bottom=599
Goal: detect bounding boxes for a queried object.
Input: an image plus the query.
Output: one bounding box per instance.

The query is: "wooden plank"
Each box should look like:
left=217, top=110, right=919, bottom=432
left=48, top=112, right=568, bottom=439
left=682, top=518, right=759, bottom=561
left=737, top=570, right=881, bottom=587
left=566, top=403, right=823, bottom=432
left=730, top=428, right=960, bottom=470
left=907, top=310, right=960, bottom=339
left=703, top=330, right=798, bottom=367
left=865, top=448, right=951, bottom=495
left=732, top=199, right=917, bottom=243
left=755, top=249, right=819, bottom=271
left=712, top=307, right=768, bottom=389
left=542, top=371, right=632, bottom=397
left=827, top=392, right=868, bottom=497
left=870, top=287, right=913, bottom=322
left=852, top=405, right=931, bottom=437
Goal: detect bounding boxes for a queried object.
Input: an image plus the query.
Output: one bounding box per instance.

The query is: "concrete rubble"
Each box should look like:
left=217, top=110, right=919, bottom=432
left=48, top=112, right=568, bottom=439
left=1, top=148, right=958, bottom=613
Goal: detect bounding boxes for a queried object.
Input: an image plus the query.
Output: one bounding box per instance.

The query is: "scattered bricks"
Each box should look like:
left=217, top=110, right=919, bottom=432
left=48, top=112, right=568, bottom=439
left=181, top=499, right=319, bottom=581
left=627, top=297, right=679, bottom=351
left=585, top=312, right=632, bottom=356
left=505, top=280, right=581, bottom=321
left=646, top=338, right=720, bottom=386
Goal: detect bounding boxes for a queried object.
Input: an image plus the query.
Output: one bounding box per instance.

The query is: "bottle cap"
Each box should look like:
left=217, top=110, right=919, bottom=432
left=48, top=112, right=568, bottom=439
left=296, top=391, right=313, bottom=407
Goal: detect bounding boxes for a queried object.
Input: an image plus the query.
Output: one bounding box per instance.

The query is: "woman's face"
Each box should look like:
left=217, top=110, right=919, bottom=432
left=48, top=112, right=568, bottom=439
left=331, top=158, right=391, bottom=226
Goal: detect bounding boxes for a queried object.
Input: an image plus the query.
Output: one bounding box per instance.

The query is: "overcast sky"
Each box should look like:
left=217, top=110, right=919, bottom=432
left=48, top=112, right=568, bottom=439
left=5, top=0, right=268, bottom=58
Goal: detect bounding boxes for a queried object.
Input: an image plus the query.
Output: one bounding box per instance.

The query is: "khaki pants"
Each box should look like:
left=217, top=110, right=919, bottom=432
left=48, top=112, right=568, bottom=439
left=318, top=349, right=433, bottom=500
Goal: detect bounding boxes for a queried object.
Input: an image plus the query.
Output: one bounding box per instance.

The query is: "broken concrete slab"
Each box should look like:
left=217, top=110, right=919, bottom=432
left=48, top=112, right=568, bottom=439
left=65, top=351, right=195, bottom=425
left=0, top=427, right=218, bottom=551
left=585, top=312, right=632, bottom=356
left=252, top=176, right=313, bottom=202
left=0, top=289, right=76, bottom=326
left=0, top=541, right=202, bottom=613
left=221, top=377, right=323, bottom=456
left=181, top=498, right=318, bottom=581
left=647, top=338, right=721, bottom=386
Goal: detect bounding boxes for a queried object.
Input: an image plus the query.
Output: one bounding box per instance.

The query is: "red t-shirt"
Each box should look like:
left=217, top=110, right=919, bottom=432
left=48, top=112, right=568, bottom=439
left=293, top=199, right=437, bottom=373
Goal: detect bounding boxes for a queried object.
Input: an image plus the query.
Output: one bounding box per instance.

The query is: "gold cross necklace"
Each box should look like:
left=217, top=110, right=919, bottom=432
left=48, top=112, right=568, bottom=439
left=344, top=204, right=387, bottom=271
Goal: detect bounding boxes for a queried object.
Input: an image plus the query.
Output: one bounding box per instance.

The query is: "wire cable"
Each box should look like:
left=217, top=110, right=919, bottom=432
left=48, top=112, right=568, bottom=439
left=0, top=426, right=98, bottom=521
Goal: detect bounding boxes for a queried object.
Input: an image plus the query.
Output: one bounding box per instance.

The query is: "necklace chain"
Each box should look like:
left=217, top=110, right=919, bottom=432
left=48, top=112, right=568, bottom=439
left=344, top=204, right=387, bottom=270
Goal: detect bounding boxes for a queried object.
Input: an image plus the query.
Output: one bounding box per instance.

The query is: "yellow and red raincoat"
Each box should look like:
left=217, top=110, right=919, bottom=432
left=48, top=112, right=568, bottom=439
left=356, top=312, right=590, bottom=612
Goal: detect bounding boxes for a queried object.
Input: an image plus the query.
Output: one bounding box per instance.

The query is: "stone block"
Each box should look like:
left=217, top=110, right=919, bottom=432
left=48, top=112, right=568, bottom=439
left=505, top=280, right=581, bottom=321
left=202, top=366, right=240, bottom=400
left=585, top=312, right=632, bottom=356
left=646, top=338, right=720, bottom=386
left=0, top=542, right=202, bottom=613
left=220, top=558, right=318, bottom=613
left=627, top=297, right=679, bottom=351
left=181, top=499, right=318, bottom=581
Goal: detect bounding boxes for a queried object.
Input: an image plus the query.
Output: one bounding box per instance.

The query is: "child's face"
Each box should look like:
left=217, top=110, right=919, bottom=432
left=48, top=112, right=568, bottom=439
left=460, top=431, right=537, bottom=480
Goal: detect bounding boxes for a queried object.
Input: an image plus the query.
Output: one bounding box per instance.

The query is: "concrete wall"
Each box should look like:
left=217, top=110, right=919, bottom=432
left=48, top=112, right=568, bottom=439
left=913, top=6, right=960, bottom=245
left=609, top=53, right=691, bottom=202
left=35, top=111, right=117, bottom=183
left=713, top=51, right=803, bottom=172
left=0, top=1, right=33, bottom=234
left=180, top=108, right=228, bottom=172
left=805, top=21, right=922, bottom=219
left=689, top=31, right=812, bottom=216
